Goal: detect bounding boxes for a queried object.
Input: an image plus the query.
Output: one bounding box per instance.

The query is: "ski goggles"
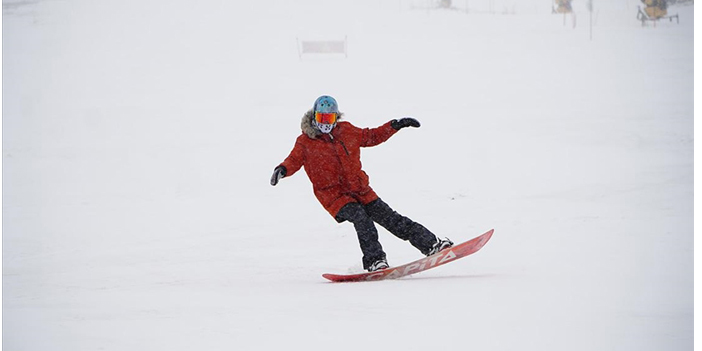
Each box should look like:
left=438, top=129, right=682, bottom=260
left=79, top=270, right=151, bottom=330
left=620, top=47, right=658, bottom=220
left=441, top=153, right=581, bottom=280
left=315, top=111, right=338, bottom=125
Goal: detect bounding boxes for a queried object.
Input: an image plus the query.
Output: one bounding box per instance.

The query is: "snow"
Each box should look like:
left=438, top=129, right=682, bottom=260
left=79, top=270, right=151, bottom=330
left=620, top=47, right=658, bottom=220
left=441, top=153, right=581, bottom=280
left=2, top=0, right=694, bottom=350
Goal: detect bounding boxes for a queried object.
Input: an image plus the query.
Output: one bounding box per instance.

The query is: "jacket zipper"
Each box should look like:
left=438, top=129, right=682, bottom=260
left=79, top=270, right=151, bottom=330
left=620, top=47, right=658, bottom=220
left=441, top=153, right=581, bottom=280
left=339, top=140, right=350, bottom=156
left=329, top=134, right=350, bottom=156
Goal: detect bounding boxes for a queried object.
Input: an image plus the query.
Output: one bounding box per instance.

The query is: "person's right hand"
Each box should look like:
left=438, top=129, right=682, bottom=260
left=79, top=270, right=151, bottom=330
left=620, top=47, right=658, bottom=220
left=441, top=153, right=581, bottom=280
left=270, top=166, right=287, bottom=186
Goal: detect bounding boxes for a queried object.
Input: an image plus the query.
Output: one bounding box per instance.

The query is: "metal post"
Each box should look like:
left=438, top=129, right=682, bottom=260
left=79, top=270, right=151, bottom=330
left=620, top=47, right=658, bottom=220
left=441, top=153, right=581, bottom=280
left=588, top=0, right=593, bottom=40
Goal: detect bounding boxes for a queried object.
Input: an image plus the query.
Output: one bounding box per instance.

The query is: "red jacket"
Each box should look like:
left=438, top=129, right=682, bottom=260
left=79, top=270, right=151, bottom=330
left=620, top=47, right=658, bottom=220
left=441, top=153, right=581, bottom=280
left=280, top=111, right=398, bottom=218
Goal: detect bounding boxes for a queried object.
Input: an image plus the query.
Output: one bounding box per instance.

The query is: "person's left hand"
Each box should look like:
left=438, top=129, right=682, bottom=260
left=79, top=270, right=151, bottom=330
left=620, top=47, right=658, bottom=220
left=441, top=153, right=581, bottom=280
left=391, top=117, right=421, bottom=130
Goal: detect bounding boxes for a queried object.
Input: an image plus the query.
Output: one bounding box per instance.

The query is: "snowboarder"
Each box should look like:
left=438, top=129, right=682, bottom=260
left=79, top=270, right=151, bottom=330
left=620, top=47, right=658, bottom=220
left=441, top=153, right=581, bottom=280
left=270, top=95, right=453, bottom=272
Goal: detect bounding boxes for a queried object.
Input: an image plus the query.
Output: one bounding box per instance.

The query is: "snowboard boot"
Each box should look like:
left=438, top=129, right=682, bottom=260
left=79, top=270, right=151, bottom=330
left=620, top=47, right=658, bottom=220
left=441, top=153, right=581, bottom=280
left=427, top=237, right=454, bottom=256
left=367, top=258, right=389, bottom=272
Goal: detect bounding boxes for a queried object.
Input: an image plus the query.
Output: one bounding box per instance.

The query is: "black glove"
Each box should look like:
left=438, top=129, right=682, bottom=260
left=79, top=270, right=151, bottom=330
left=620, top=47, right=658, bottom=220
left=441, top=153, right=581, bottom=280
left=391, top=117, right=421, bottom=130
left=270, top=166, right=287, bottom=186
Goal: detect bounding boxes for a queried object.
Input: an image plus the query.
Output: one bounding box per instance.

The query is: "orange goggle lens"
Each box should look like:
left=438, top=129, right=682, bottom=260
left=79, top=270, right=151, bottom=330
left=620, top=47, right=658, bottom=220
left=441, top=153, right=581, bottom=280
left=315, top=112, right=337, bottom=125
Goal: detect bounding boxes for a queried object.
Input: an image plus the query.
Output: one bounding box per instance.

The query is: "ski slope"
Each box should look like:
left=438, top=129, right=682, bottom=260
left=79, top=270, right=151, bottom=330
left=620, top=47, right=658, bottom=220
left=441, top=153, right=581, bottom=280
left=3, top=0, right=694, bottom=350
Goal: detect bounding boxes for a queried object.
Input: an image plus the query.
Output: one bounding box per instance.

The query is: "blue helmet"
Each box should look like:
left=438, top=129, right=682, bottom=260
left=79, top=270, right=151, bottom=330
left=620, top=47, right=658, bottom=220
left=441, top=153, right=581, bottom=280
left=313, top=95, right=339, bottom=114
left=312, top=95, right=339, bottom=134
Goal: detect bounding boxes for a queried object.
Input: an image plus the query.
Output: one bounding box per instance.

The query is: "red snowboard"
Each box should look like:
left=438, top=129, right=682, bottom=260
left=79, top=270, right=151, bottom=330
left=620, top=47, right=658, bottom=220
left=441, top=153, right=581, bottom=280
left=323, top=229, right=494, bottom=283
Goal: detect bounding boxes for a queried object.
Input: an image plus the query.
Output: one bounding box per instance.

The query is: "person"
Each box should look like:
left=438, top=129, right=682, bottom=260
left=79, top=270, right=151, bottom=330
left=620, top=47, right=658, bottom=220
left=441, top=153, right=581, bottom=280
left=270, top=95, right=453, bottom=272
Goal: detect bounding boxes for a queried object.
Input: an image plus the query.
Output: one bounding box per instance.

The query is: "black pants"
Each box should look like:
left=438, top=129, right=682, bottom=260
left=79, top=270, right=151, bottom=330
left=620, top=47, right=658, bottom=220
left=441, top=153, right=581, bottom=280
left=335, top=199, right=438, bottom=269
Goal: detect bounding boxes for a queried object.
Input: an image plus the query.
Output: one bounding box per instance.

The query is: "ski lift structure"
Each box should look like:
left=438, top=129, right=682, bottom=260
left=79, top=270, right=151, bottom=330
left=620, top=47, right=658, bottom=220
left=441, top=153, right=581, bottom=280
left=552, top=0, right=573, bottom=13
left=552, top=0, right=576, bottom=28
left=636, top=0, right=679, bottom=26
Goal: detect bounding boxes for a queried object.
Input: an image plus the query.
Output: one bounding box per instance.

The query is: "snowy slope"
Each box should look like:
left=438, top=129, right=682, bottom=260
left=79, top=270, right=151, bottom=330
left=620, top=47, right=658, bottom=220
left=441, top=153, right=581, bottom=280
left=3, top=0, right=693, bottom=350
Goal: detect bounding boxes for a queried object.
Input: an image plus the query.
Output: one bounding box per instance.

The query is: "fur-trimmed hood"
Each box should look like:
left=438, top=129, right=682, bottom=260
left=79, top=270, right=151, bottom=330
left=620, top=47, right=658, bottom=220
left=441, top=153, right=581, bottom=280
left=301, top=109, right=344, bottom=138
